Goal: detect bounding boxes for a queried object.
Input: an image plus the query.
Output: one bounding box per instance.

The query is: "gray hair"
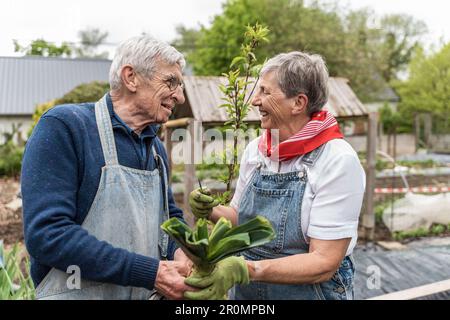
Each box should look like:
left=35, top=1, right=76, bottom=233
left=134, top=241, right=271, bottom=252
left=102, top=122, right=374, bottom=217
left=260, top=51, right=329, bottom=116
left=109, top=35, right=186, bottom=90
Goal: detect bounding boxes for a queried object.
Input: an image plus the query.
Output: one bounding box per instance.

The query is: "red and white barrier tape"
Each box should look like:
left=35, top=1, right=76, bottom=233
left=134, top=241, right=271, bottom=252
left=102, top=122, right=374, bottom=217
left=374, top=186, right=449, bottom=194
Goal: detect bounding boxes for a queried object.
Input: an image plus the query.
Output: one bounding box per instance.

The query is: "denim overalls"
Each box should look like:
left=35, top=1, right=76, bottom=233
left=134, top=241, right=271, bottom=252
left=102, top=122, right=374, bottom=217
left=233, top=145, right=355, bottom=300
left=35, top=95, right=169, bottom=300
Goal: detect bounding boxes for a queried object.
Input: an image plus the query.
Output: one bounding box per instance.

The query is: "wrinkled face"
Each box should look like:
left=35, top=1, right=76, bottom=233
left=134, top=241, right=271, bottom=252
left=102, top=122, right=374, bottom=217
left=135, top=60, right=185, bottom=123
left=251, top=71, right=296, bottom=130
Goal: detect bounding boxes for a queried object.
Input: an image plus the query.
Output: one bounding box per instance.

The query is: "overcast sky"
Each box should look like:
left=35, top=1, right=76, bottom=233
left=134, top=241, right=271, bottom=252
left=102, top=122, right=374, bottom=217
left=1, top=0, right=449, bottom=58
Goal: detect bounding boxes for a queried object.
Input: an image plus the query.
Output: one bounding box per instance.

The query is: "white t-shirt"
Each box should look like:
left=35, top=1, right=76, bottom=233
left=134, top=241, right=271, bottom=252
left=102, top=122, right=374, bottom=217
left=230, top=137, right=366, bottom=256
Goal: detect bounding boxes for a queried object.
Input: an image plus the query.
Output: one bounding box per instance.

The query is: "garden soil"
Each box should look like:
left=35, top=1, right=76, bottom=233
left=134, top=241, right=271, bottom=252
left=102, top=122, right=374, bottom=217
left=0, top=177, right=23, bottom=245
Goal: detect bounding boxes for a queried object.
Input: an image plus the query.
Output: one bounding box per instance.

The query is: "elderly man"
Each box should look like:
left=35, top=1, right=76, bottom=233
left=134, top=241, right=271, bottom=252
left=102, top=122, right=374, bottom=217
left=187, top=51, right=366, bottom=300
left=21, top=36, right=194, bottom=300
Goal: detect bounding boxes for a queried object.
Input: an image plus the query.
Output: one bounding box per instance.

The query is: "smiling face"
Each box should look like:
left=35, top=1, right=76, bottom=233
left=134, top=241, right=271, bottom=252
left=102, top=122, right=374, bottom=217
left=135, top=60, right=185, bottom=124
left=252, top=71, right=297, bottom=130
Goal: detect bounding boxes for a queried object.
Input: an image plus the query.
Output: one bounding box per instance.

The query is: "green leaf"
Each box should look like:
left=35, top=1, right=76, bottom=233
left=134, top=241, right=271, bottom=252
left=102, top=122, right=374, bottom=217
left=230, top=56, right=245, bottom=69
left=207, top=233, right=251, bottom=262
left=208, top=217, right=232, bottom=248
left=161, top=218, right=207, bottom=264
left=247, top=52, right=256, bottom=62
left=0, top=240, right=4, bottom=269
left=194, top=218, right=210, bottom=242
left=224, top=216, right=275, bottom=239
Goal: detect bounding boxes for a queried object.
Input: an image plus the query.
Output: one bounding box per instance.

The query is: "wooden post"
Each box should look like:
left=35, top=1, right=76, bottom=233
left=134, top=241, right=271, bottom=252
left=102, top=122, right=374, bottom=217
left=387, top=133, right=392, bottom=156
left=393, top=128, right=397, bottom=161
left=368, top=279, right=450, bottom=300
left=184, top=120, right=196, bottom=218
left=362, top=112, right=377, bottom=241
left=415, top=114, right=421, bottom=151
left=163, top=125, right=173, bottom=183
left=424, top=113, right=432, bottom=149
left=378, top=120, right=383, bottom=153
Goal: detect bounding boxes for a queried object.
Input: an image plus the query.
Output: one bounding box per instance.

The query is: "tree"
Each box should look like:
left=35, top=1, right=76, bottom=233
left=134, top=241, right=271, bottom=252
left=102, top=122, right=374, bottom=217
left=185, top=0, right=344, bottom=76
left=379, top=103, right=408, bottom=158
left=171, top=25, right=202, bottom=60
left=395, top=44, right=450, bottom=134
left=174, top=0, right=427, bottom=102
left=13, top=27, right=109, bottom=59
left=76, top=27, right=109, bottom=58
left=14, top=39, right=72, bottom=57
left=372, top=14, right=427, bottom=83
left=218, top=23, right=269, bottom=204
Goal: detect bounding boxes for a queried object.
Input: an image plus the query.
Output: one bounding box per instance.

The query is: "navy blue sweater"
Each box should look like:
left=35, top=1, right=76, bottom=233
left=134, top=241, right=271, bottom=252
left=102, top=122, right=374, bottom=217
left=21, top=94, right=184, bottom=290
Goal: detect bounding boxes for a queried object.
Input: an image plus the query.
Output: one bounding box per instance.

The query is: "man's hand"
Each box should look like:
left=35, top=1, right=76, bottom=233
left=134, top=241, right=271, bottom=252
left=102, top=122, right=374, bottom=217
left=173, top=248, right=193, bottom=276
left=189, top=188, right=220, bottom=219
left=184, top=256, right=249, bottom=300
left=154, top=260, right=197, bottom=300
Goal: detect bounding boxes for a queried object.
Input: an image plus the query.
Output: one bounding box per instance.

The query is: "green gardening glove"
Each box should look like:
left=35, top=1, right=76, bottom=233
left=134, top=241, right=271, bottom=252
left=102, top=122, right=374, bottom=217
left=189, top=187, right=220, bottom=219
left=184, top=256, right=249, bottom=300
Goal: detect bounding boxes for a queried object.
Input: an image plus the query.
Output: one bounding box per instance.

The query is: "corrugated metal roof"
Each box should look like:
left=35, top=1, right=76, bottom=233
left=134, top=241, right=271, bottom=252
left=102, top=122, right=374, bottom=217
left=181, top=76, right=367, bottom=123
left=0, top=56, right=111, bottom=115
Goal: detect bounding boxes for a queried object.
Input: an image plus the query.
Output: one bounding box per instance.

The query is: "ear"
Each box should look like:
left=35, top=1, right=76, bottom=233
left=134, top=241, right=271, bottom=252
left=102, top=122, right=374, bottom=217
left=291, top=94, right=308, bottom=116
left=120, top=65, right=138, bottom=93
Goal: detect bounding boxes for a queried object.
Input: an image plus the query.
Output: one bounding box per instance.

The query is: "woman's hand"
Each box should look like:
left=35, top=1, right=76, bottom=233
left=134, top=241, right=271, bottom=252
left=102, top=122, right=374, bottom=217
left=184, top=256, right=249, bottom=300
left=189, top=188, right=220, bottom=219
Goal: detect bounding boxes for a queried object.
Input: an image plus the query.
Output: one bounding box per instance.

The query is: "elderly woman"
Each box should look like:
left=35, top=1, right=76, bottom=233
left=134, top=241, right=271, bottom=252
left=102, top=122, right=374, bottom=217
left=186, top=51, right=366, bottom=300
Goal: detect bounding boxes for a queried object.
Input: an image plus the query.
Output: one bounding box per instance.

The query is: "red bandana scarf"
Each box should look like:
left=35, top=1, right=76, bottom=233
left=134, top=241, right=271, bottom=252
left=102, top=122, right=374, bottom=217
left=258, top=110, right=344, bottom=161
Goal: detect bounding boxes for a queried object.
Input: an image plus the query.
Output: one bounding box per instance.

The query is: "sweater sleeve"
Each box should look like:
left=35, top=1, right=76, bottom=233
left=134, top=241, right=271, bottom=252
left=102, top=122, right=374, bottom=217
left=21, top=115, right=159, bottom=289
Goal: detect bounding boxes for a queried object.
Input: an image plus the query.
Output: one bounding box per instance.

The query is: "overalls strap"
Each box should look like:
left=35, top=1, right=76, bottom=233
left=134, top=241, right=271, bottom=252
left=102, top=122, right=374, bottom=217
left=95, top=95, right=119, bottom=166
left=152, top=145, right=170, bottom=259
left=301, top=143, right=326, bottom=167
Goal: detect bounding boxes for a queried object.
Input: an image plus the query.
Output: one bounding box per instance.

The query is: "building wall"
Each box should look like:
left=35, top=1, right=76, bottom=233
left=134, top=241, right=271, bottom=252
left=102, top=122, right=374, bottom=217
left=429, top=135, right=450, bottom=152
left=0, top=115, right=33, bottom=144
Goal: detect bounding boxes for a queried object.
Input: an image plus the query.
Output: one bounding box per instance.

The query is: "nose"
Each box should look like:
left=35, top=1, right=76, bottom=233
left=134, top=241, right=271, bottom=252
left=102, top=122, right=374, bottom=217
left=251, top=91, right=261, bottom=107
left=173, top=86, right=186, bottom=105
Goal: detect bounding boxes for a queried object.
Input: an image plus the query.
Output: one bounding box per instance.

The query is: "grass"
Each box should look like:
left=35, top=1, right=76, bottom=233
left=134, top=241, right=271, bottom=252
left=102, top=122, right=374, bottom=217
left=0, top=241, right=35, bottom=300
left=393, top=224, right=449, bottom=241
left=393, top=228, right=430, bottom=241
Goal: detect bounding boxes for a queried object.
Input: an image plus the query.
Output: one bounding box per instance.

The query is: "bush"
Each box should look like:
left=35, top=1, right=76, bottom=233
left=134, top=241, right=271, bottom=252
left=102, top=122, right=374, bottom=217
left=57, top=81, right=110, bottom=104
left=393, top=224, right=448, bottom=241
left=375, top=203, right=389, bottom=224
left=0, top=123, right=24, bottom=177
left=431, top=224, right=447, bottom=236
left=0, top=141, right=24, bottom=177
left=393, top=228, right=429, bottom=241
left=171, top=172, right=182, bottom=183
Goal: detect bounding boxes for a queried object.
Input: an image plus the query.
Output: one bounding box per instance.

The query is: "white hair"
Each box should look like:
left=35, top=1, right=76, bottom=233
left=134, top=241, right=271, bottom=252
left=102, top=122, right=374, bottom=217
left=109, top=35, right=186, bottom=90
left=260, top=51, right=329, bottom=116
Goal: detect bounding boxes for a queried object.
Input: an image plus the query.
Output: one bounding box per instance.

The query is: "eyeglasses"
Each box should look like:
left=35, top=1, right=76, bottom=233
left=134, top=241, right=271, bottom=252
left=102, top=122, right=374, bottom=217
left=154, top=71, right=184, bottom=91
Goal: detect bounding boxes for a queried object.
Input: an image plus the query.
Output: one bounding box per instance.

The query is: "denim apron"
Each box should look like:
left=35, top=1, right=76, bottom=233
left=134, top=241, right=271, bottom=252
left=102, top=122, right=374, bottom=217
left=233, top=144, right=355, bottom=300
left=35, top=95, right=170, bottom=300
